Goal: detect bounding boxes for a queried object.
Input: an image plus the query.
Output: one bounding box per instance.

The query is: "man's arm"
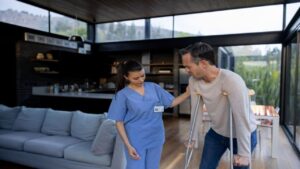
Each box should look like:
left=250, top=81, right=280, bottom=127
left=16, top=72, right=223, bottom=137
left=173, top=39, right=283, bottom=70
left=225, top=74, right=252, bottom=165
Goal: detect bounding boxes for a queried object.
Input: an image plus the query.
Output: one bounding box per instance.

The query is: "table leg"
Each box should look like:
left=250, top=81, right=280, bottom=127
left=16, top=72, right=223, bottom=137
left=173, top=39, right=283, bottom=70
left=271, top=117, right=279, bottom=158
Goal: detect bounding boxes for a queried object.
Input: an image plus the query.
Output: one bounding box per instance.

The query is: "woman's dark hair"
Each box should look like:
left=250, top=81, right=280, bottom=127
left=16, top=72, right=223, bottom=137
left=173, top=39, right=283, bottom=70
left=115, top=60, right=143, bottom=92
left=179, top=42, right=215, bottom=65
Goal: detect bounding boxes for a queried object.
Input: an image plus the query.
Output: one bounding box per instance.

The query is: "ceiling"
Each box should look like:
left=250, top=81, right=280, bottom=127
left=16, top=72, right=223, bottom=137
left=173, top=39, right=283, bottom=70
left=22, top=0, right=285, bottom=23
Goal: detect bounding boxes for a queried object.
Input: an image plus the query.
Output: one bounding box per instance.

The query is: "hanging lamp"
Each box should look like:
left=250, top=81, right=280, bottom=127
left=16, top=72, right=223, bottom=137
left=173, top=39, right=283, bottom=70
left=68, top=13, right=84, bottom=43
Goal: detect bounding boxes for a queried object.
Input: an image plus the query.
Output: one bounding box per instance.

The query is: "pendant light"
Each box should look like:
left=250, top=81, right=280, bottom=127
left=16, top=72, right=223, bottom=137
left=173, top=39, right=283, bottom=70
left=68, top=13, right=84, bottom=43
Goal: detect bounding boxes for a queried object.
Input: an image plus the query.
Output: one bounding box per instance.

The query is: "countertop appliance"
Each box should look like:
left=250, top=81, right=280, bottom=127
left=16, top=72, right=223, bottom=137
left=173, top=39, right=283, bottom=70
left=179, top=68, right=191, bottom=115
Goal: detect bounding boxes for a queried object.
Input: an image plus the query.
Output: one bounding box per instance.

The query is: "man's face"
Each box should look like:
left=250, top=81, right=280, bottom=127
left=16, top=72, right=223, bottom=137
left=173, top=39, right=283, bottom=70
left=182, top=53, right=204, bottom=79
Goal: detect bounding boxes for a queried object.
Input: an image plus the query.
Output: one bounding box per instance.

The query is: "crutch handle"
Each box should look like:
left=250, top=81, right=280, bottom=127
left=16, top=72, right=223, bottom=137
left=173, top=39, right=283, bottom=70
left=222, top=91, right=229, bottom=96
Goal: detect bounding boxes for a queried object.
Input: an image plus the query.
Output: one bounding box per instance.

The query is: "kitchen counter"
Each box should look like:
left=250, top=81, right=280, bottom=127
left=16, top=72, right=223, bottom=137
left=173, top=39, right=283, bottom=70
left=32, top=86, right=114, bottom=99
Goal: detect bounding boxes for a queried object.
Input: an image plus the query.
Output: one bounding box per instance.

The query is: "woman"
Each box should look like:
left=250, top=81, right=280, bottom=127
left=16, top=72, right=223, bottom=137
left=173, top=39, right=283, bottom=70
left=107, top=60, right=190, bottom=169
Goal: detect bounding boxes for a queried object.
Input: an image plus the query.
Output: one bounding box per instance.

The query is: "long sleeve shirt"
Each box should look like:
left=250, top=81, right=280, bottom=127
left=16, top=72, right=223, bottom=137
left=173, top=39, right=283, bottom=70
left=189, top=69, right=257, bottom=157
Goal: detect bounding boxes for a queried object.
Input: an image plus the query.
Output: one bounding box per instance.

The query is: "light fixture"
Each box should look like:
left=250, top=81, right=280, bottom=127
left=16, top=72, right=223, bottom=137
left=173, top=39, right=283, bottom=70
left=68, top=35, right=84, bottom=42
left=68, top=14, right=84, bottom=43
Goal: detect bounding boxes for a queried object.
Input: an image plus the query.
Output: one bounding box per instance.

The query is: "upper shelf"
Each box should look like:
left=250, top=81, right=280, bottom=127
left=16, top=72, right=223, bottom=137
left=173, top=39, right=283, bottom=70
left=142, top=63, right=173, bottom=66
left=31, top=59, right=59, bottom=62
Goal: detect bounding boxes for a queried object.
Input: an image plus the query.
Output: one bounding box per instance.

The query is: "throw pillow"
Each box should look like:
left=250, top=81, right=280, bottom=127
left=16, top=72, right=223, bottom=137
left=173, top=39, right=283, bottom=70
left=41, top=109, right=73, bottom=136
left=91, top=119, right=117, bottom=155
left=13, top=106, right=47, bottom=132
left=0, top=106, right=21, bottom=129
left=71, top=111, right=106, bottom=141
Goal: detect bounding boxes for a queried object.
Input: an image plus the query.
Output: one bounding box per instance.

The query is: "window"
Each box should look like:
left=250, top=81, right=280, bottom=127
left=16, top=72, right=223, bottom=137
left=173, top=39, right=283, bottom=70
left=150, top=16, right=173, bottom=39
left=0, top=0, right=48, bottom=31
left=50, top=12, right=87, bottom=40
left=96, top=19, right=145, bottom=42
left=219, top=44, right=282, bottom=106
left=174, top=5, right=283, bottom=37
left=285, top=2, right=300, bottom=27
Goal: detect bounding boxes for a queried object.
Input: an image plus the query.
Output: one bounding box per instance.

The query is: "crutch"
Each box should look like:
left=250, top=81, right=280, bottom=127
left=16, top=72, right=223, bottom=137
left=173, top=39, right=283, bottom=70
left=223, top=92, right=234, bottom=169
left=223, top=91, right=252, bottom=169
left=184, top=93, right=201, bottom=169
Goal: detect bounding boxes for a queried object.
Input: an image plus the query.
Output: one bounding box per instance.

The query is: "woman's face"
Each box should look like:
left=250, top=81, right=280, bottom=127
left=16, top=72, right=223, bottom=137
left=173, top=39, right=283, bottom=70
left=124, top=69, right=146, bottom=87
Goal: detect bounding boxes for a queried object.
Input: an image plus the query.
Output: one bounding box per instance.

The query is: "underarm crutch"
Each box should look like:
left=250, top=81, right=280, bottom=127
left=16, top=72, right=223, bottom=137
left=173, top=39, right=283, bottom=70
left=223, top=91, right=252, bottom=169
left=223, top=92, right=234, bottom=169
left=184, top=93, right=201, bottom=169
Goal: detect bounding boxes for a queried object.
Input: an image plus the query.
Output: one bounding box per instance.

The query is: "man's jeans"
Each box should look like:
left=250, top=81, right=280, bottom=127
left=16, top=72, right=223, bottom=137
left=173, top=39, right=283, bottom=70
left=199, top=128, right=257, bottom=169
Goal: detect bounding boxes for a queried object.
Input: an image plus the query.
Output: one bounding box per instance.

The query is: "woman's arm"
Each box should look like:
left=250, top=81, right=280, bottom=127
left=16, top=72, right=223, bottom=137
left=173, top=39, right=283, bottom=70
left=115, top=121, right=140, bottom=160
left=170, top=86, right=190, bottom=107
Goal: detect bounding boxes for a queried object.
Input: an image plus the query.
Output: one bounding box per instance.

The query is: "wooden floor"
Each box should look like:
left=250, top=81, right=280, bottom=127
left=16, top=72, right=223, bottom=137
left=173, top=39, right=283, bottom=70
left=1, top=116, right=299, bottom=169
left=160, top=116, right=300, bottom=169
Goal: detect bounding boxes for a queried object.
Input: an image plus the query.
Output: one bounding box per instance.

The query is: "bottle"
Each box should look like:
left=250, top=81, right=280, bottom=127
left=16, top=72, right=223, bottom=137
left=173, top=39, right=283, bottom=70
left=49, top=85, right=54, bottom=93
left=84, top=79, right=89, bottom=90
left=53, top=83, right=59, bottom=94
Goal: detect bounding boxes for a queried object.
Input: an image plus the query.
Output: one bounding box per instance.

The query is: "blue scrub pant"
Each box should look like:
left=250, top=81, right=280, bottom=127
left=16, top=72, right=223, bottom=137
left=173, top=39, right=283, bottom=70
left=125, top=145, right=163, bottom=169
left=199, top=128, right=257, bottom=169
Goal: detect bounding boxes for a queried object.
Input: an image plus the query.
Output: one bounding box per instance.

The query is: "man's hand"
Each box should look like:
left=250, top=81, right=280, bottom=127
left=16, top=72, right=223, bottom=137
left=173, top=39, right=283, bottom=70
left=184, top=139, right=195, bottom=148
left=233, top=155, right=249, bottom=167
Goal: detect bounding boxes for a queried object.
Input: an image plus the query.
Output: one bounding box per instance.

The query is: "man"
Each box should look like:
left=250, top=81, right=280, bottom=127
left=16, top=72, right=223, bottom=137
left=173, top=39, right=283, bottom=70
left=179, top=42, right=257, bottom=169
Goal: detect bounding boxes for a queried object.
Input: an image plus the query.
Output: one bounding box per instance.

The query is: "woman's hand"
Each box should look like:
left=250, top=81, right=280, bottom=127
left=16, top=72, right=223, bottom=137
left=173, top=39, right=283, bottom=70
left=185, top=85, right=190, bottom=95
left=127, top=145, right=140, bottom=160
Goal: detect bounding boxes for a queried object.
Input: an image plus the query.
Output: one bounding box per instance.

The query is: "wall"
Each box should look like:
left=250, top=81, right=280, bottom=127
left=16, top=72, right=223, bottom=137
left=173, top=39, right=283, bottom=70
left=0, top=22, right=112, bottom=111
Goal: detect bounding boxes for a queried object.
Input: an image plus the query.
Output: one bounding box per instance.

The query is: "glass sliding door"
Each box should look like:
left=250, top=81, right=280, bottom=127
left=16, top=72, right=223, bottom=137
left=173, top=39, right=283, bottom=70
left=285, top=37, right=297, bottom=136
left=218, top=44, right=282, bottom=106
left=296, top=36, right=300, bottom=150
left=284, top=33, right=300, bottom=153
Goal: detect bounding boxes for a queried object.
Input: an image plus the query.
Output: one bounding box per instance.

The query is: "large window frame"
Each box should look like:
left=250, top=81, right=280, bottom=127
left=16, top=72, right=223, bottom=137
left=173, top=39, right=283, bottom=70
left=96, top=4, right=284, bottom=43
left=0, top=0, right=90, bottom=41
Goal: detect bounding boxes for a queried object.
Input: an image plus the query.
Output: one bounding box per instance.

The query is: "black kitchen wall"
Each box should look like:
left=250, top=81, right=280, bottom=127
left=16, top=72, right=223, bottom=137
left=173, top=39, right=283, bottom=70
left=0, top=23, right=23, bottom=106
left=0, top=22, right=112, bottom=107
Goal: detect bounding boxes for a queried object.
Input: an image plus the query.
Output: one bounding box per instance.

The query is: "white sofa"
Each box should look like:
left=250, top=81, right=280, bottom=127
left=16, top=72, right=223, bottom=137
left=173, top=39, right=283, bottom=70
left=0, top=104, right=125, bottom=169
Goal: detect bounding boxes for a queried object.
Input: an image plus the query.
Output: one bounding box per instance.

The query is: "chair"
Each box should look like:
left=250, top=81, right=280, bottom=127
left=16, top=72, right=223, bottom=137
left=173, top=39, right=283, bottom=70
left=255, top=107, right=279, bottom=151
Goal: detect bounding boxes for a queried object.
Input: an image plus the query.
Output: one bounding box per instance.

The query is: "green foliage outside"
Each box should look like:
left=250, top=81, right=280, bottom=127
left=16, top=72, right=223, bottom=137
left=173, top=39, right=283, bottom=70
left=175, top=31, right=195, bottom=38
left=53, top=19, right=87, bottom=40
left=235, top=49, right=281, bottom=106
left=96, top=22, right=194, bottom=42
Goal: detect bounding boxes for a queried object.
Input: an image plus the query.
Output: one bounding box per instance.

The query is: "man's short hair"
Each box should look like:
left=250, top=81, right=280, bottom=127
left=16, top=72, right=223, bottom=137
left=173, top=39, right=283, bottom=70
left=179, top=42, right=215, bottom=65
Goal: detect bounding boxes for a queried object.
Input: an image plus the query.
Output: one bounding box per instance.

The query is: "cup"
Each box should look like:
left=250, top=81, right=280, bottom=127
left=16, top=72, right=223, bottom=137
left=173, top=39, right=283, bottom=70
left=46, top=53, right=53, bottom=60
left=36, top=53, right=44, bottom=60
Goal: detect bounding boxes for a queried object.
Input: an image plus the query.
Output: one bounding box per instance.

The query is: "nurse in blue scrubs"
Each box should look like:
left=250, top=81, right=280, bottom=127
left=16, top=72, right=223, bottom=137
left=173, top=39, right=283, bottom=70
left=108, top=60, right=190, bottom=169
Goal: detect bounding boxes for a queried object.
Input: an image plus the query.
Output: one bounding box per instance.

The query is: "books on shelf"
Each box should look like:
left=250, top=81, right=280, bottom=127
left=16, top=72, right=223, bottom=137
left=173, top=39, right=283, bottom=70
left=158, top=69, right=172, bottom=74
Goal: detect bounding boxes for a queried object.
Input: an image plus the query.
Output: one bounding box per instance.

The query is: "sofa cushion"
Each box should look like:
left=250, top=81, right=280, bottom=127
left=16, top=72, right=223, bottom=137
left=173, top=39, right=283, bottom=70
left=24, top=135, right=82, bottom=158
left=64, top=142, right=112, bottom=166
left=91, top=119, right=116, bottom=155
left=41, top=109, right=73, bottom=136
left=0, top=131, right=46, bottom=150
left=0, top=106, right=21, bottom=129
left=0, top=104, right=11, bottom=111
left=13, top=106, right=47, bottom=132
left=71, top=111, right=106, bottom=141
left=0, top=129, right=13, bottom=135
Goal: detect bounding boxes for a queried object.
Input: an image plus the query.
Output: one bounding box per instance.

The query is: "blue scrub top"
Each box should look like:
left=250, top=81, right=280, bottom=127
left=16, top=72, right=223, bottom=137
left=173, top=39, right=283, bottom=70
left=108, top=82, right=174, bottom=150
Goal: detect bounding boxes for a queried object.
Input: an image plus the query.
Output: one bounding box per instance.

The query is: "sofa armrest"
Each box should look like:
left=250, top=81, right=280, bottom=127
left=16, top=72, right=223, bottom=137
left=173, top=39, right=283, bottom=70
left=110, top=133, right=126, bottom=169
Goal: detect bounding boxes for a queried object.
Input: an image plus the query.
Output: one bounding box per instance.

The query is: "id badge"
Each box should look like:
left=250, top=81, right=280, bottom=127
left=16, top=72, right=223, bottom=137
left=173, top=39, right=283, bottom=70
left=154, top=105, right=164, bottom=113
